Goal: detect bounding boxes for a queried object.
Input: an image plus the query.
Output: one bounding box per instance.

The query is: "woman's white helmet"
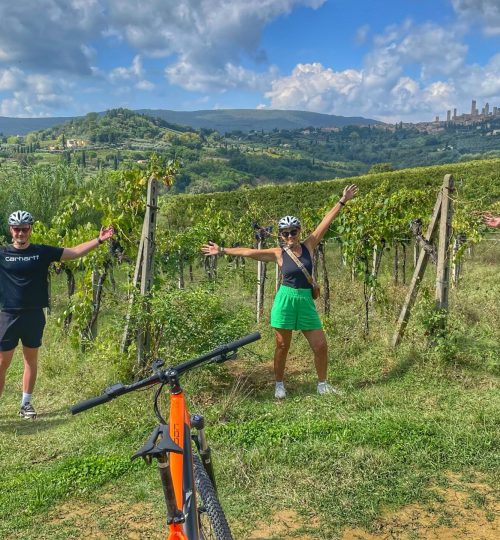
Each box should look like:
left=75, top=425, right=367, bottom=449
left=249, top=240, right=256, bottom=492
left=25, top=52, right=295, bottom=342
left=8, top=210, right=34, bottom=226
left=278, top=215, right=301, bottom=230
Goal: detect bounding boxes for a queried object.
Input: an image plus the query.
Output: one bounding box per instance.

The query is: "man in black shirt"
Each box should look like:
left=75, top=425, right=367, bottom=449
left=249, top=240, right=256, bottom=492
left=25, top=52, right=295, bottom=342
left=0, top=210, right=114, bottom=418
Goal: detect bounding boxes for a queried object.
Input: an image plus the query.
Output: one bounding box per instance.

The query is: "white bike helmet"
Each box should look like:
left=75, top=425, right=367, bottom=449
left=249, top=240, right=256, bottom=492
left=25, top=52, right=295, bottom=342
left=278, top=215, right=301, bottom=230
left=8, top=210, right=34, bottom=226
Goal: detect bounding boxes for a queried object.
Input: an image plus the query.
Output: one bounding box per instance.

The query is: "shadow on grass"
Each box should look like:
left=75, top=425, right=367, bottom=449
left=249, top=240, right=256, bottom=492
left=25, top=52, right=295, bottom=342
left=353, top=349, right=421, bottom=389
left=0, top=407, right=70, bottom=434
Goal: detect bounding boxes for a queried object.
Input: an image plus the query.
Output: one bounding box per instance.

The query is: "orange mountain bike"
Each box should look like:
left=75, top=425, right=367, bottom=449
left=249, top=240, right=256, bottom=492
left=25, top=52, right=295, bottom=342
left=71, top=332, right=261, bottom=540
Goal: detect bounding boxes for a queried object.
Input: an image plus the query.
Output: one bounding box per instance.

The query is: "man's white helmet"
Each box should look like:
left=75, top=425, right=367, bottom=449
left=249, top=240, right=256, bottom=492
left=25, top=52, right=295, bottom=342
left=8, top=210, right=34, bottom=226
left=278, top=215, right=301, bottom=230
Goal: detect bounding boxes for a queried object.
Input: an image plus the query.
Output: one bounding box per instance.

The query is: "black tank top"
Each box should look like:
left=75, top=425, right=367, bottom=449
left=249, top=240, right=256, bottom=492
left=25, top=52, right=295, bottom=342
left=281, top=244, right=313, bottom=289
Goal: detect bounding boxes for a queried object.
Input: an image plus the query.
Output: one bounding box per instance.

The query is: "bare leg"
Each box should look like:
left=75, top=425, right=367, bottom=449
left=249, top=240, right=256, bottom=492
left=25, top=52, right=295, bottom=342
left=0, top=349, right=16, bottom=397
left=273, top=328, right=293, bottom=381
left=302, top=329, right=328, bottom=381
left=22, top=346, right=39, bottom=394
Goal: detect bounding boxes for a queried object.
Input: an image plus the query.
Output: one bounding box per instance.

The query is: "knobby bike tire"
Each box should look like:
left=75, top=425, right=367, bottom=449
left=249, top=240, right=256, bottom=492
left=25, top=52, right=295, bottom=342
left=193, top=454, right=233, bottom=540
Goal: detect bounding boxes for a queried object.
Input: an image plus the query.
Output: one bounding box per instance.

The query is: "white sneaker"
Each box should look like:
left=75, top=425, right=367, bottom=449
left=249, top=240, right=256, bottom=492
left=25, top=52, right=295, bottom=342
left=274, top=382, right=286, bottom=399
left=317, top=382, right=342, bottom=396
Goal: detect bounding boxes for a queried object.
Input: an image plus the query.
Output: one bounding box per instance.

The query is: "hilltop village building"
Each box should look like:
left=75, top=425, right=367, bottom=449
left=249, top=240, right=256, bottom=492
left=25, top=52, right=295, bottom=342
left=434, top=100, right=500, bottom=126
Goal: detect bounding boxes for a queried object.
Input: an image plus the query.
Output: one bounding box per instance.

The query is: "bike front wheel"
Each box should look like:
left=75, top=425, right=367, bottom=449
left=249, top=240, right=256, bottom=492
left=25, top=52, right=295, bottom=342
left=193, top=454, right=233, bottom=540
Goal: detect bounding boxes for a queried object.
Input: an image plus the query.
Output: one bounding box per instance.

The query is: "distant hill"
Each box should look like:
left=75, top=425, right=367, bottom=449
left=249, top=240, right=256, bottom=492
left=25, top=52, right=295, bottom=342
left=137, top=108, right=383, bottom=132
left=33, top=109, right=191, bottom=143
left=0, top=108, right=383, bottom=136
left=0, top=116, right=72, bottom=136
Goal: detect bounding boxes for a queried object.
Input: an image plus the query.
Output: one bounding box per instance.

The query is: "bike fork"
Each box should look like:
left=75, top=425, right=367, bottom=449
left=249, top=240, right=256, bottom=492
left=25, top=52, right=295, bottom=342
left=191, top=414, right=217, bottom=492
left=157, top=454, right=186, bottom=532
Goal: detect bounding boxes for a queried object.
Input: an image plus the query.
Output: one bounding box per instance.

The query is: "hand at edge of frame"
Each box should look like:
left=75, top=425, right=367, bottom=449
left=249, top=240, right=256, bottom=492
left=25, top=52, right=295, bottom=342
left=483, top=214, right=500, bottom=228
left=201, top=240, right=220, bottom=256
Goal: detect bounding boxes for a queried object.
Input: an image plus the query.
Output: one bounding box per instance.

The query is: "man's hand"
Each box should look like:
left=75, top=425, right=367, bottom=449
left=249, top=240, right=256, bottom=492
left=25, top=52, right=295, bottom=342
left=99, top=226, right=114, bottom=242
left=201, top=241, right=220, bottom=256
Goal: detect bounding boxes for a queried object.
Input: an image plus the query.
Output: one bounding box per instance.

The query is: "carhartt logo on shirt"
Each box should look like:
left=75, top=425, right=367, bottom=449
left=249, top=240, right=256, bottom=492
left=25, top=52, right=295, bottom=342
left=5, top=255, right=40, bottom=262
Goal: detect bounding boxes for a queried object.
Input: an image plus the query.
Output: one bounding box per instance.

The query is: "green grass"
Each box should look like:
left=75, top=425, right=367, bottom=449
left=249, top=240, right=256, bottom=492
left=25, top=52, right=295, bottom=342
left=0, top=240, right=498, bottom=539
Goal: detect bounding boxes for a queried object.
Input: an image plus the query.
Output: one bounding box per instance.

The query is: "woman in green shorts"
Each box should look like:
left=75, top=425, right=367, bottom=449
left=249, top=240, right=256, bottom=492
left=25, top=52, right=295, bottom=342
left=202, top=184, right=358, bottom=399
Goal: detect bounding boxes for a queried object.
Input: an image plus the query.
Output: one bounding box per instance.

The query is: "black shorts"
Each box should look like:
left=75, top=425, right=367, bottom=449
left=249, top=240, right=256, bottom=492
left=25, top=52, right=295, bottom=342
left=0, top=309, right=46, bottom=351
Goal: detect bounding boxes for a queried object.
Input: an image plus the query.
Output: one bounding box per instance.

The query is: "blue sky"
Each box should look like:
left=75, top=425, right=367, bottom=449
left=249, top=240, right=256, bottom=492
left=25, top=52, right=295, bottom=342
left=0, top=0, right=499, bottom=122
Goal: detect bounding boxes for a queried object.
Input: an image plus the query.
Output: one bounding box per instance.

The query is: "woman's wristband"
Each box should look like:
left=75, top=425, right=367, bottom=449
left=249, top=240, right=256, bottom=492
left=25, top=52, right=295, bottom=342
left=338, top=199, right=346, bottom=207
left=97, top=237, right=104, bottom=245
left=219, top=247, right=225, bottom=255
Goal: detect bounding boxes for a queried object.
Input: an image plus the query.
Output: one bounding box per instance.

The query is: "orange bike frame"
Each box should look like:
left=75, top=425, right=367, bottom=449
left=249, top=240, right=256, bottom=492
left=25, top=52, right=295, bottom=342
left=166, top=389, right=200, bottom=540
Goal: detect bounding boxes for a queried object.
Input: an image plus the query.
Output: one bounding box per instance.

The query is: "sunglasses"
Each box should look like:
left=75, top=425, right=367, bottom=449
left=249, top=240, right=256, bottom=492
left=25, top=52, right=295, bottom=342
left=280, top=229, right=299, bottom=238
left=11, top=227, right=31, bottom=233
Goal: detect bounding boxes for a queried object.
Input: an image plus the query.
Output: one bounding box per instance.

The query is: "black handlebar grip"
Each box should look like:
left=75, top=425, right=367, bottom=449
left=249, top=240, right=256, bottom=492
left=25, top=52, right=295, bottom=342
left=71, top=393, right=112, bottom=415
left=224, top=332, right=261, bottom=351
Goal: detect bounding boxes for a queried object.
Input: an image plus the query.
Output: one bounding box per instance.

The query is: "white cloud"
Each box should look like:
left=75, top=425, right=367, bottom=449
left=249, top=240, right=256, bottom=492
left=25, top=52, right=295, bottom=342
left=0, top=68, right=25, bottom=91
left=0, top=72, right=74, bottom=117
left=451, top=0, right=500, bottom=35
left=265, top=19, right=500, bottom=122
left=110, top=55, right=144, bottom=81
left=0, top=1, right=105, bottom=75
left=108, top=0, right=326, bottom=91
left=355, top=25, right=370, bottom=45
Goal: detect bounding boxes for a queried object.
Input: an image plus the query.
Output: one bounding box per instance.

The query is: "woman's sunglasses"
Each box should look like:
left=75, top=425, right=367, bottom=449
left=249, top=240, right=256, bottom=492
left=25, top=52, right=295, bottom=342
left=11, top=226, right=31, bottom=233
left=280, top=229, right=299, bottom=238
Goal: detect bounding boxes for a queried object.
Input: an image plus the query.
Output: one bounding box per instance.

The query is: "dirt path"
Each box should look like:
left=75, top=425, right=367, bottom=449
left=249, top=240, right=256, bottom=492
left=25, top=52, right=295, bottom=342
left=39, top=471, right=498, bottom=539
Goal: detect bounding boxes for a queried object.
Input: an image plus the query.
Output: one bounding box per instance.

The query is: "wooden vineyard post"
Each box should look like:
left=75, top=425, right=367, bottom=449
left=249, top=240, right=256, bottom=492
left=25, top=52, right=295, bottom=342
left=121, top=176, right=158, bottom=367
left=136, top=177, right=158, bottom=364
left=256, top=238, right=265, bottom=323
left=435, top=174, right=454, bottom=328
left=254, top=223, right=271, bottom=323
left=392, top=187, right=443, bottom=347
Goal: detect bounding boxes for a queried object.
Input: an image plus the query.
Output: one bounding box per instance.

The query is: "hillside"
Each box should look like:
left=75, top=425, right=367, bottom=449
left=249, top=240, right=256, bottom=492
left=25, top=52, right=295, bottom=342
left=136, top=108, right=383, bottom=132
left=2, top=108, right=500, bottom=195
left=0, top=115, right=72, bottom=136
left=34, top=108, right=191, bottom=143
left=0, top=108, right=382, bottom=136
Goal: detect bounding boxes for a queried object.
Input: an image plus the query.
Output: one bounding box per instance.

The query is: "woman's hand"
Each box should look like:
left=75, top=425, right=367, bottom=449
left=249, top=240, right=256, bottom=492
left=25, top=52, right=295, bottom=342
left=201, top=240, right=220, bottom=256
left=341, top=184, right=358, bottom=203
left=484, top=214, right=500, bottom=228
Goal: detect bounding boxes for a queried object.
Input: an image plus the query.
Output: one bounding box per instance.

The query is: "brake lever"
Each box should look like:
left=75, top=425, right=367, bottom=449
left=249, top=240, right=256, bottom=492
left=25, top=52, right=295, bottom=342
left=212, top=350, right=238, bottom=363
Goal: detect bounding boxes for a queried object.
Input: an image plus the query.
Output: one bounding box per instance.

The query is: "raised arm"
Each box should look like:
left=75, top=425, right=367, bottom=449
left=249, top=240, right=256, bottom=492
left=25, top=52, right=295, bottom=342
left=202, top=241, right=280, bottom=263
left=61, top=226, right=114, bottom=261
left=304, top=184, right=358, bottom=251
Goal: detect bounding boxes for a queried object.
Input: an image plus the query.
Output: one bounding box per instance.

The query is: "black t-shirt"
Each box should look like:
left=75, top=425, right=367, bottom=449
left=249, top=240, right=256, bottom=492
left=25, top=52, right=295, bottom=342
left=0, top=244, right=64, bottom=309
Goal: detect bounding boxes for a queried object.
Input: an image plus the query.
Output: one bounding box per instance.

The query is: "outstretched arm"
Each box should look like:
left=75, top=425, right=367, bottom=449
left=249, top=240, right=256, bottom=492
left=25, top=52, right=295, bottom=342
left=304, top=184, right=358, bottom=251
left=202, top=241, right=279, bottom=263
left=61, top=226, right=114, bottom=261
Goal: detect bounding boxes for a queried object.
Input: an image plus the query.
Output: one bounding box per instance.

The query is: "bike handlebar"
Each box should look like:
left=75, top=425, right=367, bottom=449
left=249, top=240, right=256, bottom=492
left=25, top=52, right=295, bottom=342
left=70, top=332, right=261, bottom=415
left=71, top=393, right=112, bottom=414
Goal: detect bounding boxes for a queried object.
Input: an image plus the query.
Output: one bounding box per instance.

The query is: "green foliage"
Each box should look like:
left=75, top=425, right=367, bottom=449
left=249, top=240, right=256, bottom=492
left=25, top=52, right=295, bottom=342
left=132, top=285, right=253, bottom=359
left=369, top=162, right=395, bottom=173
left=0, top=454, right=140, bottom=517
left=163, top=159, right=500, bottom=229
left=37, top=108, right=189, bottom=144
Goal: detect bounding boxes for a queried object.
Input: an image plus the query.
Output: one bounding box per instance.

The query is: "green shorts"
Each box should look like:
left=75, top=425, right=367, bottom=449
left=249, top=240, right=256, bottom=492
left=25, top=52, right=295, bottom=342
left=270, top=285, right=322, bottom=331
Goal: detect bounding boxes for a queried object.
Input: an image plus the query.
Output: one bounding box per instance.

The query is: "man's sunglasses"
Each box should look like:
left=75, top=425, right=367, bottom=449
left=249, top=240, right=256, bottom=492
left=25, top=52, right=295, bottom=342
left=280, top=229, right=299, bottom=238
left=11, top=227, right=31, bottom=233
